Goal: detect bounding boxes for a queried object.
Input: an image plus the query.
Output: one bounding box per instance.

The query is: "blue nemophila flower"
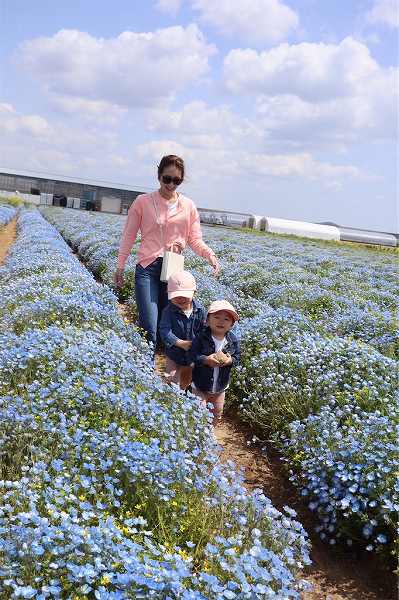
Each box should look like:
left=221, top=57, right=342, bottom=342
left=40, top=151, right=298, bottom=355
left=0, top=203, right=17, bottom=226
left=286, top=400, right=398, bottom=554
left=12, top=585, right=37, bottom=598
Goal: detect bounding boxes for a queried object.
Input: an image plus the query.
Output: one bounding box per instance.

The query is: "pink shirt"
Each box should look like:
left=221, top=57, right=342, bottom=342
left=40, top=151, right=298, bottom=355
left=117, top=191, right=216, bottom=270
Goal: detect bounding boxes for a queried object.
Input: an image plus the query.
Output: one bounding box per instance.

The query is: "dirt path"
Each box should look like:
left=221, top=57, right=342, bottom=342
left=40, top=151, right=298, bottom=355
left=0, top=217, right=17, bottom=264
left=215, top=415, right=396, bottom=600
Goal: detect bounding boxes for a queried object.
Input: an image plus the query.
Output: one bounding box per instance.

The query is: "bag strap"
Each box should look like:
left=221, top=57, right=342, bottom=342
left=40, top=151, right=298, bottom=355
left=152, top=192, right=165, bottom=250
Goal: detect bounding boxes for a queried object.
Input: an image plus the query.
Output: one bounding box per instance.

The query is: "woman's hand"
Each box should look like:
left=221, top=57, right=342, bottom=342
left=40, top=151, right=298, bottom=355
left=170, top=242, right=183, bottom=254
left=209, top=254, right=220, bottom=276
left=176, top=339, right=192, bottom=351
left=114, top=268, right=124, bottom=288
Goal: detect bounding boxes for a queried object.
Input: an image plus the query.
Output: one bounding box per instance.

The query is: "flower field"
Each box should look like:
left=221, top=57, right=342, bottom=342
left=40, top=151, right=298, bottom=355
left=0, top=207, right=312, bottom=598
left=39, top=206, right=399, bottom=569
left=0, top=205, right=16, bottom=227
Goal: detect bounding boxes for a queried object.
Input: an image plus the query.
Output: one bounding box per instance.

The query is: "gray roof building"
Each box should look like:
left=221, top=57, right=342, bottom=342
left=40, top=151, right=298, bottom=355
left=0, top=169, right=149, bottom=213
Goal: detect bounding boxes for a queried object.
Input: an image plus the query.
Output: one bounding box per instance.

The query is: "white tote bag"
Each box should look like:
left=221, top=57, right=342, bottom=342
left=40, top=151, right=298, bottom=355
left=160, top=245, right=185, bottom=282
left=152, top=193, right=185, bottom=282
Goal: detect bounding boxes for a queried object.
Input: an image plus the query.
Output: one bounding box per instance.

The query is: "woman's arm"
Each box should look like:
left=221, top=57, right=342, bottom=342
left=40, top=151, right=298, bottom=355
left=187, top=205, right=220, bottom=274
left=117, top=198, right=142, bottom=270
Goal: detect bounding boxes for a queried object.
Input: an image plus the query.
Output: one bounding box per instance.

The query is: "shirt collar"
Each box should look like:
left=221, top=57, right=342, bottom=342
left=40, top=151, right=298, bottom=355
left=156, top=190, right=180, bottom=204
left=156, top=190, right=185, bottom=216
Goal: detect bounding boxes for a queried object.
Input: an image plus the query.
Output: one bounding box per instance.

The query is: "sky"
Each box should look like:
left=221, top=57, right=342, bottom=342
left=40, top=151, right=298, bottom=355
left=1, top=0, right=398, bottom=231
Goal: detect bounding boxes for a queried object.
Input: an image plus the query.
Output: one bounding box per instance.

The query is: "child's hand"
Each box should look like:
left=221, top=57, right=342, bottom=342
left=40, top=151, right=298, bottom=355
left=222, top=353, right=233, bottom=366
left=204, top=354, right=221, bottom=367
left=176, top=339, right=192, bottom=351
left=214, top=351, right=230, bottom=365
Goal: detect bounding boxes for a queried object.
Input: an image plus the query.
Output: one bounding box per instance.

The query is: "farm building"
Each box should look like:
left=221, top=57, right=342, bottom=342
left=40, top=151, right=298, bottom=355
left=0, top=169, right=144, bottom=213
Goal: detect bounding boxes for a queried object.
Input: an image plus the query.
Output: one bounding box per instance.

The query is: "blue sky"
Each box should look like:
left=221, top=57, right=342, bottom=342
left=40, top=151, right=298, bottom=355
left=1, top=0, right=398, bottom=231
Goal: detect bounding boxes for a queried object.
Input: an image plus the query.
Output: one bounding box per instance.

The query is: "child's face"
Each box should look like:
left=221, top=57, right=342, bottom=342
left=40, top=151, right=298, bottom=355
left=207, top=310, right=234, bottom=335
left=171, top=295, right=193, bottom=310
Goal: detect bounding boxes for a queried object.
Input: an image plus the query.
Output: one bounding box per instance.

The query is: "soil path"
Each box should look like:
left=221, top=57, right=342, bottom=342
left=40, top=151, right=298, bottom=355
left=0, top=217, right=17, bottom=264
left=215, top=415, right=396, bottom=600
left=118, top=302, right=396, bottom=600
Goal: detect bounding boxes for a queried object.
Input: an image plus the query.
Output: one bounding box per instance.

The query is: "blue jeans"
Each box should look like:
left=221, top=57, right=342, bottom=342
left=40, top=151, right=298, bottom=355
left=135, top=258, right=168, bottom=349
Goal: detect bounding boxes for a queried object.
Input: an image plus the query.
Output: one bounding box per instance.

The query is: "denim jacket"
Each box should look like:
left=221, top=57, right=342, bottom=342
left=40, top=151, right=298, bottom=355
left=189, top=326, right=240, bottom=393
left=159, top=299, right=206, bottom=366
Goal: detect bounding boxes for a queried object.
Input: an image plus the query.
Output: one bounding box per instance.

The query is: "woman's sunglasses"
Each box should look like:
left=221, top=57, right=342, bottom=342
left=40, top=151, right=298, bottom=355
left=161, top=175, right=183, bottom=186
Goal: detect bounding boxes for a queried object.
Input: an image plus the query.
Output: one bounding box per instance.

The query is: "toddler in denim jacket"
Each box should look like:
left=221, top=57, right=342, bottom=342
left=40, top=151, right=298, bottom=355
left=159, top=271, right=205, bottom=389
left=190, top=300, right=240, bottom=425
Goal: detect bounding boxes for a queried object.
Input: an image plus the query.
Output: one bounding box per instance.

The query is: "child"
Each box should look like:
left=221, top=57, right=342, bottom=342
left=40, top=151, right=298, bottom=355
left=159, top=270, right=206, bottom=390
left=190, top=300, right=240, bottom=426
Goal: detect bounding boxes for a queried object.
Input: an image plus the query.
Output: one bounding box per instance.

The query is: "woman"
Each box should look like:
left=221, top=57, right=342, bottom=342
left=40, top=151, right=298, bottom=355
left=114, top=155, right=220, bottom=349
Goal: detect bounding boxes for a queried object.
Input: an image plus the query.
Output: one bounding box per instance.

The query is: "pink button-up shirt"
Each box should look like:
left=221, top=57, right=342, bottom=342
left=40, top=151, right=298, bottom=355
left=117, top=191, right=216, bottom=270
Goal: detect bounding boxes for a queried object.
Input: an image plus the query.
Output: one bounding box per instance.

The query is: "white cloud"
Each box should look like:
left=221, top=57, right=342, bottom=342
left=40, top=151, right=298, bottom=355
left=0, top=103, right=52, bottom=137
left=255, top=94, right=359, bottom=149
left=221, top=37, right=398, bottom=148
left=139, top=96, right=377, bottom=194
left=246, top=151, right=361, bottom=180
left=156, top=0, right=183, bottom=16
left=0, top=143, right=76, bottom=175
left=367, top=0, right=399, bottom=28
left=137, top=136, right=363, bottom=185
left=192, top=0, right=299, bottom=43
left=254, top=69, right=398, bottom=148
left=0, top=103, right=15, bottom=115
left=136, top=140, right=189, bottom=162
left=51, top=95, right=127, bottom=123
left=146, top=100, right=258, bottom=142
left=17, top=26, right=215, bottom=108
left=109, top=154, right=132, bottom=168
left=147, top=58, right=397, bottom=158
left=153, top=0, right=298, bottom=43
left=0, top=102, right=124, bottom=178
left=224, top=37, right=379, bottom=101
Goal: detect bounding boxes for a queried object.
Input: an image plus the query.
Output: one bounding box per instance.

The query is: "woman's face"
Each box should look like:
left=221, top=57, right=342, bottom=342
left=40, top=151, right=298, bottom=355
left=159, top=164, right=183, bottom=199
